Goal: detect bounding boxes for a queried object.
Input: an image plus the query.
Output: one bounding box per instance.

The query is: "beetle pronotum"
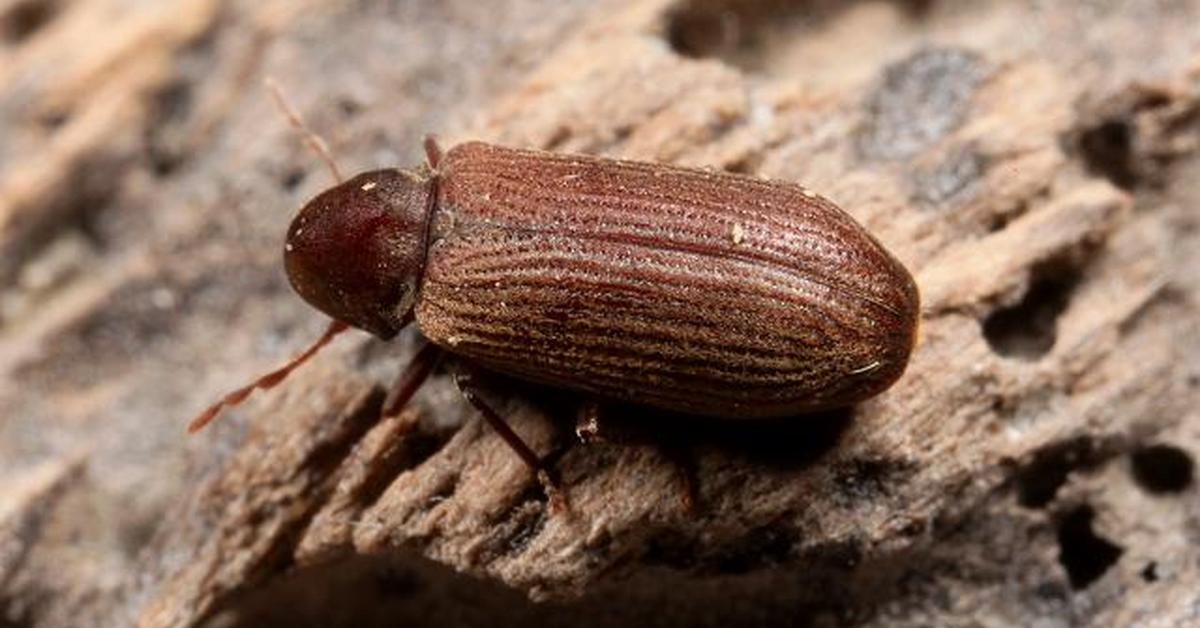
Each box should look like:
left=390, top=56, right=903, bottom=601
left=190, top=84, right=920, bottom=498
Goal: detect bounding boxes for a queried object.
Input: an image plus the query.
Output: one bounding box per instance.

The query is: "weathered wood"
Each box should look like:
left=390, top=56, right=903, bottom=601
left=1, top=1, right=1197, bottom=627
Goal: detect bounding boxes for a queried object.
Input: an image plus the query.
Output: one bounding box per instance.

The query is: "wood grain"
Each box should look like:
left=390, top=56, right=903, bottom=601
left=0, top=1, right=1198, bottom=627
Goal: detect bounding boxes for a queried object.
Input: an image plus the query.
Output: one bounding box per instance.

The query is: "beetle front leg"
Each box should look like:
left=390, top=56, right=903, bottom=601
left=452, top=370, right=566, bottom=511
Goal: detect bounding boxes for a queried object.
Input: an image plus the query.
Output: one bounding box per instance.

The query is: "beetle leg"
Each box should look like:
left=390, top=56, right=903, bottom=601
left=452, top=372, right=566, bottom=511
left=574, top=398, right=603, bottom=443
left=382, top=341, right=442, bottom=418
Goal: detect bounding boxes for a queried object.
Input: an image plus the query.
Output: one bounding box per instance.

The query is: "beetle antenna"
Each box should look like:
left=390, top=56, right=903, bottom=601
left=187, top=320, right=349, bottom=433
left=265, top=77, right=344, bottom=183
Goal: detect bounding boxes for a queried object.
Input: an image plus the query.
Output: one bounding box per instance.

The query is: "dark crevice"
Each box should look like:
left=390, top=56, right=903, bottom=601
left=352, top=425, right=456, bottom=513
left=352, top=416, right=460, bottom=513
left=1140, top=561, right=1158, bottom=583
left=723, top=151, right=764, bottom=175
left=37, top=108, right=70, bottom=130
left=986, top=183, right=1052, bottom=234
left=228, top=549, right=830, bottom=628
left=1057, top=504, right=1122, bottom=590
left=665, top=1, right=740, bottom=59
left=0, top=599, right=35, bottom=628
left=1070, top=83, right=1197, bottom=190
left=581, top=403, right=853, bottom=472
left=497, top=498, right=548, bottom=557
left=642, top=530, right=701, bottom=570
left=1077, top=119, right=1136, bottom=190
left=985, top=201, right=1022, bottom=233
left=542, top=126, right=573, bottom=151
left=1015, top=437, right=1112, bottom=508
left=281, top=168, right=307, bottom=192
left=643, top=521, right=804, bottom=575
left=1130, top=444, right=1194, bottom=494
left=338, top=97, right=364, bottom=119
left=712, top=523, right=799, bottom=573
left=141, top=14, right=222, bottom=178
left=665, top=0, right=933, bottom=65
left=145, top=80, right=196, bottom=176
left=983, top=259, right=1083, bottom=360
left=296, top=390, right=388, bottom=490
left=372, top=563, right=422, bottom=599
left=0, top=151, right=124, bottom=287
left=2, top=0, right=59, bottom=44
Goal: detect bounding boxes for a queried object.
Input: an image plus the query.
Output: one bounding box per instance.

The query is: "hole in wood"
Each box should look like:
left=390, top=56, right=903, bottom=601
left=2, top=0, right=59, bottom=44
left=1016, top=438, right=1106, bottom=508
left=281, top=168, right=307, bottom=192
left=1057, top=504, right=1123, bottom=590
left=1140, top=561, right=1158, bottom=583
left=664, top=0, right=933, bottom=65
left=146, top=80, right=196, bottom=176
left=665, top=0, right=743, bottom=59
left=983, top=261, right=1081, bottom=360
left=1078, top=119, right=1137, bottom=190
left=1130, top=443, right=1194, bottom=494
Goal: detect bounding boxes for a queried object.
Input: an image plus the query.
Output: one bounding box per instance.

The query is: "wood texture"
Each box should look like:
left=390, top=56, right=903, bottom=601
left=0, top=1, right=1198, bottom=627
left=418, top=142, right=918, bottom=417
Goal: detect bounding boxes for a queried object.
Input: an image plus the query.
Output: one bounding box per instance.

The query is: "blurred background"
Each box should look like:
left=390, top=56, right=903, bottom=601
left=1, top=1, right=1198, bottom=627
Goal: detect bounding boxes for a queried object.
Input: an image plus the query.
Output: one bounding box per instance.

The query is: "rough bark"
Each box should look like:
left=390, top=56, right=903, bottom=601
left=1, top=1, right=1198, bottom=627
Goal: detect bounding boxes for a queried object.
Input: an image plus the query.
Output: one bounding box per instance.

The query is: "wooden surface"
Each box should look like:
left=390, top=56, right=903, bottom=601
left=1, top=1, right=1198, bottom=626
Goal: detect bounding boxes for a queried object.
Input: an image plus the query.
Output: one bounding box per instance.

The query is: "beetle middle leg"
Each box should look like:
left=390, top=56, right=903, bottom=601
left=452, top=370, right=566, bottom=511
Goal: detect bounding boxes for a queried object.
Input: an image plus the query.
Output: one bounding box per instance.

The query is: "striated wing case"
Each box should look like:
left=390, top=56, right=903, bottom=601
left=415, top=142, right=918, bottom=418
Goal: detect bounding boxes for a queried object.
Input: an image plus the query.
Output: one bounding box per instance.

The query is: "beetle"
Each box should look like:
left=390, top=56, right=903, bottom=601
left=190, top=104, right=920, bottom=495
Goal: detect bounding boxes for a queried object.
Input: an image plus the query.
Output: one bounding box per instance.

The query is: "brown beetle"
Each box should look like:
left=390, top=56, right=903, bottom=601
left=191, top=125, right=919, bottom=490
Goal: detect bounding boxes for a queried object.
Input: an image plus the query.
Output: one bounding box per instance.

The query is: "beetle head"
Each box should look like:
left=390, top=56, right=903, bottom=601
left=285, top=169, right=433, bottom=339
